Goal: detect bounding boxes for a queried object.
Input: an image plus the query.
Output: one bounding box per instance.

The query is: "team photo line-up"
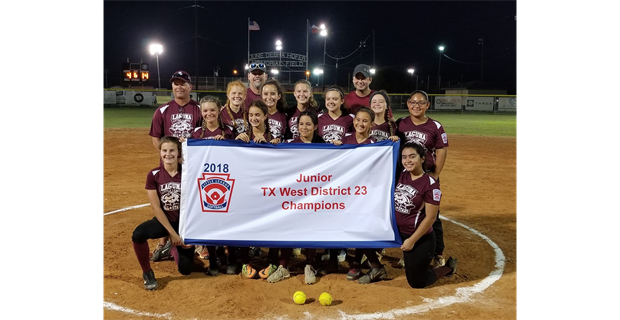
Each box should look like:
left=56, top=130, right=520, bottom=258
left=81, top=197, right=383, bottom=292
left=132, top=63, right=456, bottom=291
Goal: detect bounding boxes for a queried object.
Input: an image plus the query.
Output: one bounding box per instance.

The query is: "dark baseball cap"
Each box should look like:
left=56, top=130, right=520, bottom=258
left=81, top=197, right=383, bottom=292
left=169, top=70, right=192, bottom=83
left=248, top=63, right=266, bottom=73
left=353, top=64, right=371, bottom=78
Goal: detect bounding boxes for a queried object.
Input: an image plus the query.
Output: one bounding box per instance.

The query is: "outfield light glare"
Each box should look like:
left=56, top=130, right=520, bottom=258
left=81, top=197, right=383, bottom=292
left=245, top=64, right=249, bottom=70
left=313, top=68, right=323, bottom=75
left=276, top=45, right=282, bottom=51
left=275, top=40, right=282, bottom=46
left=407, top=68, right=414, bottom=74
left=149, top=44, right=163, bottom=55
left=369, top=68, right=376, bottom=75
left=320, top=24, right=326, bottom=30
left=439, top=46, right=445, bottom=51
left=320, top=29, right=327, bottom=37
left=271, top=69, right=279, bottom=74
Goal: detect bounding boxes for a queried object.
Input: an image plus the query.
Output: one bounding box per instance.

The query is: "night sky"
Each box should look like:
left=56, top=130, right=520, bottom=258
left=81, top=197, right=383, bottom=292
left=104, top=0, right=516, bottom=93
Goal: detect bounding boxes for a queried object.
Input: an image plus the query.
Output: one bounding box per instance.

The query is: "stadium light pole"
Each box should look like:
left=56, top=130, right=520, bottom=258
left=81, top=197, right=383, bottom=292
left=407, top=68, right=414, bottom=93
left=275, top=40, right=282, bottom=80
left=313, top=68, right=323, bottom=88
left=149, top=44, right=163, bottom=90
left=437, top=45, right=445, bottom=93
left=320, top=24, right=327, bottom=89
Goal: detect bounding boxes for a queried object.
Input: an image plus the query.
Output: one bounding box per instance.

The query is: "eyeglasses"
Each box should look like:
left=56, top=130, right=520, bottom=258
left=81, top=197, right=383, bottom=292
left=249, top=63, right=265, bottom=69
left=407, top=100, right=428, bottom=106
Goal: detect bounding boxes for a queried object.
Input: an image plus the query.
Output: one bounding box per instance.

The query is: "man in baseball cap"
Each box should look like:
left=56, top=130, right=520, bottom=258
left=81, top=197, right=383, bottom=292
left=344, top=64, right=376, bottom=114
left=353, top=64, right=371, bottom=78
left=245, top=63, right=268, bottom=111
left=169, top=70, right=192, bottom=83
left=148, top=69, right=201, bottom=261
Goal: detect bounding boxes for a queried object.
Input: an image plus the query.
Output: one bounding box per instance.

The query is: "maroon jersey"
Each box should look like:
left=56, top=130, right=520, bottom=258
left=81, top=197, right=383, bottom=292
left=396, top=116, right=449, bottom=172
left=345, top=90, right=394, bottom=118
left=267, top=111, right=288, bottom=139
left=244, top=88, right=261, bottom=111
left=318, top=113, right=354, bottom=143
left=370, top=121, right=393, bottom=142
left=220, top=106, right=248, bottom=135
left=394, top=172, right=441, bottom=236
left=145, top=165, right=182, bottom=223
left=344, top=90, right=375, bottom=114
left=249, top=129, right=271, bottom=142
left=192, top=125, right=234, bottom=140
left=149, top=99, right=202, bottom=139
left=341, top=133, right=375, bottom=145
left=287, top=107, right=323, bottom=139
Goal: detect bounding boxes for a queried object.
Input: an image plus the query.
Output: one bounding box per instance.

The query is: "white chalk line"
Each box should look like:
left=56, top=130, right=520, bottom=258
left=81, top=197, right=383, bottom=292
left=103, top=205, right=506, bottom=320
left=103, top=203, right=149, bottom=216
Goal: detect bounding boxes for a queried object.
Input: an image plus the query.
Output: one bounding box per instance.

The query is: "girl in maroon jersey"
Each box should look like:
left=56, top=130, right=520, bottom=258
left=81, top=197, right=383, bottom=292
left=369, top=90, right=399, bottom=142
left=260, top=79, right=288, bottom=144
left=190, top=95, right=234, bottom=140
left=286, top=79, right=321, bottom=139
left=363, top=142, right=457, bottom=286
left=221, top=80, right=249, bottom=137
left=318, top=85, right=354, bottom=143
left=396, top=90, right=449, bottom=268
left=334, top=107, right=376, bottom=145
left=278, top=110, right=325, bottom=284
left=131, top=136, right=197, bottom=290
left=332, top=107, right=384, bottom=281
left=235, top=100, right=276, bottom=144
left=186, top=95, right=234, bottom=276
left=230, top=100, right=275, bottom=277
left=287, top=110, right=326, bottom=143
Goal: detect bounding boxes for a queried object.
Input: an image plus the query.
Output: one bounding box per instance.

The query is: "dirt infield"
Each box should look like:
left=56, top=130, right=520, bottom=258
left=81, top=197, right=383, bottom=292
left=103, top=128, right=516, bottom=320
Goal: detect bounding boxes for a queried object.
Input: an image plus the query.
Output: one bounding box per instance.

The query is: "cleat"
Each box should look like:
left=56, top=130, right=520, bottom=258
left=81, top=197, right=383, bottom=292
left=397, top=257, right=405, bottom=268
left=304, top=264, right=317, bottom=284
left=337, top=249, right=347, bottom=262
left=226, top=264, right=238, bottom=275
left=198, top=246, right=210, bottom=260
left=150, top=240, right=172, bottom=262
left=446, top=256, right=457, bottom=276
left=259, top=264, right=278, bottom=279
left=346, top=267, right=362, bottom=281
left=358, top=265, right=387, bottom=284
left=432, top=255, right=446, bottom=268
left=266, top=265, right=290, bottom=283
left=142, top=269, right=158, bottom=290
left=206, top=267, right=219, bottom=277
left=292, top=248, right=302, bottom=257
left=241, top=264, right=258, bottom=279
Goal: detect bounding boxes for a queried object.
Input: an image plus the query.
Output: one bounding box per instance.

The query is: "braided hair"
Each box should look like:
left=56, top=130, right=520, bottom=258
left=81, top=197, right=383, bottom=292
left=198, top=95, right=226, bottom=139
left=369, top=90, right=396, bottom=136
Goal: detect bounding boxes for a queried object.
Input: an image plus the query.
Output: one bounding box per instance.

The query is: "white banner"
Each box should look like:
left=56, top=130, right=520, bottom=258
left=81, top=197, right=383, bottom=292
left=498, top=97, right=517, bottom=111
left=179, top=139, right=402, bottom=248
left=464, top=97, right=494, bottom=111
left=434, top=96, right=463, bottom=110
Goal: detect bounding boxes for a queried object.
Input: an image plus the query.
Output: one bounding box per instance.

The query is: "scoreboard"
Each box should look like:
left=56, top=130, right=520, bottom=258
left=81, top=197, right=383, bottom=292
left=123, top=62, right=149, bottom=82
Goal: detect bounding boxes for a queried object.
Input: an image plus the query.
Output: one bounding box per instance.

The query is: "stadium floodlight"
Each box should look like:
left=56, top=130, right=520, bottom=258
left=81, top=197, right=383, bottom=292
left=149, top=44, right=163, bottom=89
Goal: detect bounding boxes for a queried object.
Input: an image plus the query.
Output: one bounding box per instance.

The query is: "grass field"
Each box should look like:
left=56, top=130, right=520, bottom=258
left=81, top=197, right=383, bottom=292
left=103, top=107, right=516, bottom=137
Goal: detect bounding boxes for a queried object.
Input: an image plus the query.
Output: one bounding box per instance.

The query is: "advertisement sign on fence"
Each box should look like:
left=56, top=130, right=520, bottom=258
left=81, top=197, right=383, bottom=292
left=498, top=97, right=517, bottom=111
left=434, top=96, right=463, bottom=110
left=464, top=97, right=494, bottom=111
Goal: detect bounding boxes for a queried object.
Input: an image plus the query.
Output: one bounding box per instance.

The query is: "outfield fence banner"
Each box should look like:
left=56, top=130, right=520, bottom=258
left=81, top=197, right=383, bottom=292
left=498, top=97, right=517, bottom=111
left=179, top=139, right=402, bottom=248
left=464, top=97, right=494, bottom=111
left=434, top=96, right=463, bottom=110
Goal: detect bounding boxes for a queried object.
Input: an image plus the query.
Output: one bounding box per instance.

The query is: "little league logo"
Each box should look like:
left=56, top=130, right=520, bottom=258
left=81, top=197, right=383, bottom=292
left=197, top=173, right=235, bottom=212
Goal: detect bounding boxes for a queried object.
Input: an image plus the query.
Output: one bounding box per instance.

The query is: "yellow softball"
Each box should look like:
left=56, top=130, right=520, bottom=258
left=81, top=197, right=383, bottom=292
left=293, top=291, right=306, bottom=305
left=319, top=292, right=332, bottom=306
